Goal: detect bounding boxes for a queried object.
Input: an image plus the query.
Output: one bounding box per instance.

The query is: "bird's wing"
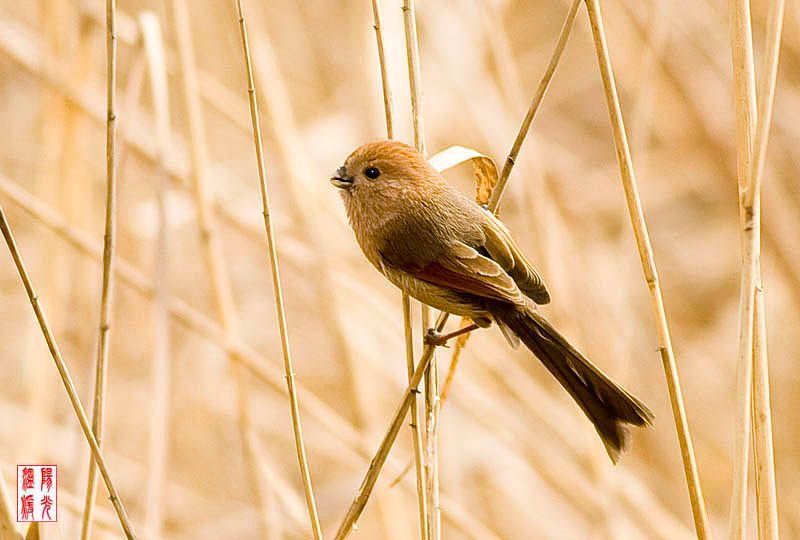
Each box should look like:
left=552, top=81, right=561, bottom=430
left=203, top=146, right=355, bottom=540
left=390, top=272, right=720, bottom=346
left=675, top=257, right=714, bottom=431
left=381, top=237, right=525, bottom=305
left=480, top=212, right=550, bottom=304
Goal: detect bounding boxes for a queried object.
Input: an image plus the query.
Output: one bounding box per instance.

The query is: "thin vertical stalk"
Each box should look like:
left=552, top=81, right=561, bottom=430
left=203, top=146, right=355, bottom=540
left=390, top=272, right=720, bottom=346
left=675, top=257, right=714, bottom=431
left=727, top=0, right=758, bottom=536
left=371, top=0, right=394, bottom=140
left=752, top=283, right=777, bottom=540
left=403, top=295, right=429, bottom=540
left=487, top=0, right=581, bottom=213
left=584, top=0, right=712, bottom=538
left=81, top=1, right=118, bottom=537
left=750, top=0, right=785, bottom=203
left=235, top=3, right=323, bottom=539
left=402, top=0, right=426, bottom=155
left=0, top=206, right=136, bottom=539
left=746, top=0, right=785, bottom=537
left=171, top=0, right=274, bottom=536
left=402, top=2, right=438, bottom=537
left=423, top=312, right=441, bottom=540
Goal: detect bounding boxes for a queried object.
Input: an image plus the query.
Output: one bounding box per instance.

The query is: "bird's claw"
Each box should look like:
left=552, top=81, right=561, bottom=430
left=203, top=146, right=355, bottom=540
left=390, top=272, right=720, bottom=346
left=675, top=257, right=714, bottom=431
left=423, top=328, right=449, bottom=347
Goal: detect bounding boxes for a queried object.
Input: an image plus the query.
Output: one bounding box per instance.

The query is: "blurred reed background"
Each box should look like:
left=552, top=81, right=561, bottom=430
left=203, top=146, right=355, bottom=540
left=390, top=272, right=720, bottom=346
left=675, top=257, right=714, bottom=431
left=0, top=0, right=798, bottom=538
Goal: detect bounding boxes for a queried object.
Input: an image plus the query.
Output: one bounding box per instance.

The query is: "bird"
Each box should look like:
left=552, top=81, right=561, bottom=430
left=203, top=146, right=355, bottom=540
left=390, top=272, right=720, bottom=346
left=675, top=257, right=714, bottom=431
left=330, top=139, right=653, bottom=463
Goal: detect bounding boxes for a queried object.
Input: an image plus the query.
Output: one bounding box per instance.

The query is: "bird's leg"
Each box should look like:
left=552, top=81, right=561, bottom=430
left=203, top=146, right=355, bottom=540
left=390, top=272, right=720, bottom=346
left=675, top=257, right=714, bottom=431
left=423, top=323, right=480, bottom=347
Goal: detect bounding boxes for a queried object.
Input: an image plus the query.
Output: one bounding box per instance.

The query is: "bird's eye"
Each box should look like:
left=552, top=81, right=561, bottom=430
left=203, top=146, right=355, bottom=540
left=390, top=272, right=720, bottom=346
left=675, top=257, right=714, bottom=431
left=364, top=167, right=381, bottom=179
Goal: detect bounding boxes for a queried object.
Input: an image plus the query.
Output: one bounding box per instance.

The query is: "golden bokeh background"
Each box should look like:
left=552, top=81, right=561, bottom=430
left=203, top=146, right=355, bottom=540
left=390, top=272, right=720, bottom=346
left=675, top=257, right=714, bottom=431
left=0, top=0, right=798, bottom=538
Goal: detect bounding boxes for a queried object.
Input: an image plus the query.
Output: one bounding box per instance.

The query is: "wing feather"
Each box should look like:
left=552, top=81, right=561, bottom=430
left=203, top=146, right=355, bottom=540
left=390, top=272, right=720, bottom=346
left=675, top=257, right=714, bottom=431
left=384, top=240, right=524, bottom=305
left=481, top=213, right=550, bottom=304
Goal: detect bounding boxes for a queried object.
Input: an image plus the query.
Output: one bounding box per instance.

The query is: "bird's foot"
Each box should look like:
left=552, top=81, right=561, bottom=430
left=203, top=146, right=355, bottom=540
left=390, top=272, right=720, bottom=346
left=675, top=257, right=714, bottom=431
left=424, top=323, right=481, bottom=347
left=423, top=328, right=449, bottom=347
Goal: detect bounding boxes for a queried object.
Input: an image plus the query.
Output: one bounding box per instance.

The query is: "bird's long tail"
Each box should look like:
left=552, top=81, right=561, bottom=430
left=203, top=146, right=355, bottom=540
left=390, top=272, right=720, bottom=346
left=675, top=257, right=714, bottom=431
left=491, top=304, right=654, bottom=463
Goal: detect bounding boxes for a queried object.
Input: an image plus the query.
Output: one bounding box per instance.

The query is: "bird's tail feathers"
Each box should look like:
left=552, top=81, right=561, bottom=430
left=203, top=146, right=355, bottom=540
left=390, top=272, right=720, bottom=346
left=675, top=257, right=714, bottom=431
left=493, top=305, right=654, bottom=463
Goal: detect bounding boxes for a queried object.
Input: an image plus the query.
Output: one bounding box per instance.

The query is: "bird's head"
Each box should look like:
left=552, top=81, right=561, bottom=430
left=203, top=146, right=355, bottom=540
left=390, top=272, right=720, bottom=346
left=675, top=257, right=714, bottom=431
left=330, top=140, right=439, bottom=199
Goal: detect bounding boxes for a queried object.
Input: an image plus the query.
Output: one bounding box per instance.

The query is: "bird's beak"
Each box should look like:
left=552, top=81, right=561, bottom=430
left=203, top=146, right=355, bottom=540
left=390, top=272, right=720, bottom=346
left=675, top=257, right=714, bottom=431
left=330, top=165, right=353, bottom=189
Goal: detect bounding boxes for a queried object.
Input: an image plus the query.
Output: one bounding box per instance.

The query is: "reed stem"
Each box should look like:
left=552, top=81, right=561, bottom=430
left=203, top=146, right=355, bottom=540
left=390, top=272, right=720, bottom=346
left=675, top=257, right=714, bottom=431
left=584, top=0, right=712, bottom=537
left=81, top=1, right=119, bottom=536
left=235, top=2, right=323, bottom=538
left=0, top=204, right=136, bottom=539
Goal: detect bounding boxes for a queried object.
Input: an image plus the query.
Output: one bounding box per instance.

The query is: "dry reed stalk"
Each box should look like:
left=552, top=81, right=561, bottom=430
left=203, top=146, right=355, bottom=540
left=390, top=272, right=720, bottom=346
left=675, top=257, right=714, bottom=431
left=369, top=0, right=428, bottom=535
left=727, top=0, right=759, bottom=537
left=111, top=32, right=148, bottom=537
left=752, top=286, right=777, bottom=540
left=752, top=0, right=786, bottom=195
left=80, top=1, right=119, bottom=537
left=422, top=308, right=441, bottom=540
left=402, top=0, right=426, bottom=155
left=404, top=294, right=429, bottom=540
left=0, top=173, right=497, bottom=540
left=371, top=0, right=394, bottom=139
left=487, top=0, right=581, bottom=213
left=136, top=12, right=173, bottom=538
left=235, top=2, right=323, bottom=538
left=401, top=3, right=440, bottom=537
left=583, top=0, right=712, bottom=538
left=0, top=206, right=136, bottom=538
left=334, top=313, right=450, bottom=540
left=744, top=0, right=785, bottom=536
left=170, top=1, right=276, bottom=536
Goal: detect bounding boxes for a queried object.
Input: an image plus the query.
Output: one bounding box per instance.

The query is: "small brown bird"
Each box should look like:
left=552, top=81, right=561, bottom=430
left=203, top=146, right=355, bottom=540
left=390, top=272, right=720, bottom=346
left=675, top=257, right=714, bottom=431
left=331, top=139, right=653, bottom=462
